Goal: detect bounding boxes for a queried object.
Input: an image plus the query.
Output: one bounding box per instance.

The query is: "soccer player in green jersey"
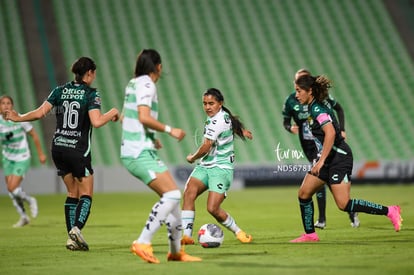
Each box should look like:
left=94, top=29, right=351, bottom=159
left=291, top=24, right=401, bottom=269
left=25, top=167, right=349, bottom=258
left=290, top=74, right=402, bottom=242
left=0, top=95, right=46, bottom=227
left=121, top=49, right=201, bottom=263
left=6, top=57, right=119, bottom=250
left=282, top=69, right=359, bottom=229
left=181, top=88, right=253, bottom=245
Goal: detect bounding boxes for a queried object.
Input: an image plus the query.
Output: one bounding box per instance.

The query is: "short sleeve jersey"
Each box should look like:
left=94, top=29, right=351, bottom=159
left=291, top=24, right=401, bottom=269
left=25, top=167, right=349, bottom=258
left=121, top=75, right=158, bottom=158
left=46, top=81, right=101, bottom=156
left=282, top=92, right=340, bottom=161
left=0, top=115, right=33, bottom=162
left=199, top=109, right=234, bottom=169
left=282, top=92, right=316, bottom=161
left=308, top=100, right=344, bottom=155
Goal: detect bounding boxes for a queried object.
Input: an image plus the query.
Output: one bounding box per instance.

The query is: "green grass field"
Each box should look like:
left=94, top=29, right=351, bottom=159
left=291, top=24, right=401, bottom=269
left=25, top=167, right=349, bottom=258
left=0, top=184, right=413, bottom=275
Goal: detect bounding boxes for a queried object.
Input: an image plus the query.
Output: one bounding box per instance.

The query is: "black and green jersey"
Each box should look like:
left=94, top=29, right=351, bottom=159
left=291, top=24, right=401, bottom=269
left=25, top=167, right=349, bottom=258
left=282, top=92, right=339, bottom=161
left=47, top=81, right=101, bottom=156
left=307, top=99, right=344, bottom=156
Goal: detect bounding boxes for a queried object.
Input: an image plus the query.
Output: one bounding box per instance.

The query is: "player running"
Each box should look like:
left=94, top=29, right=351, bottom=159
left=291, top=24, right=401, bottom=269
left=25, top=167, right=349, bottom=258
left=290, top=74, right=402, bottom=242
left=282, top=68, right=359, bottom=229
left=0, top=95, right=46, bottom=227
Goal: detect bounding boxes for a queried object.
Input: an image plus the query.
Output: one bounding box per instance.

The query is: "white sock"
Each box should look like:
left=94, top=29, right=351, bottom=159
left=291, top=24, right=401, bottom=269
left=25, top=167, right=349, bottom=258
left=9, top=188, right=27, bottom=218
left=166, top=205, right=182, bottom=254
left=138, top=190, right=181, bottom=244
left=181, top=210, right=195, bottom=237
left=221, top=213, right=241, bottom=234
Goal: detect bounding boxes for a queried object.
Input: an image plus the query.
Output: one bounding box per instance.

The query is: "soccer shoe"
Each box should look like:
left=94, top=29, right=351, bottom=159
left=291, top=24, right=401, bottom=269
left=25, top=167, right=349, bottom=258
left=130, top=241, right=160, bottom=264
left=236, top=230, right=253, bottom=243
left=13, top=216, right=30, bottom=228
left=181, top=235, right=195, bottom=245
left=167, top=248, right=202, bottom=262
left=66, top=238, right=81, bottom=251
left=350, top=212, right=360, bottom=228
left=290, top=232, right=320, bottom=243
left=68, top=226, right=89, bottom=251
left=314, top=220, right=326, bottom=229
left=29, top=197, right=38, bottom=218
left=387, top=205, right=403, bottom=232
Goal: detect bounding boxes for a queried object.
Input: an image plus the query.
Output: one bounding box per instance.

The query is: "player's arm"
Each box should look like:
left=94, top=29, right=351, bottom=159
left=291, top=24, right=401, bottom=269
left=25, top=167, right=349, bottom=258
left=311, top=120, right=335, bottom=177
left=186, top=138, right=213, bottom=163
left=6, top=101, right=53, bottom=122
left=333, top=102, right=345, bottom=131
left=138, top=105, right=185, bottom=141
left=89, top=108, right=119, bottom=128
left=27, top=128, right=47, bottom=164
left=283, top=117, right=298, bottom=134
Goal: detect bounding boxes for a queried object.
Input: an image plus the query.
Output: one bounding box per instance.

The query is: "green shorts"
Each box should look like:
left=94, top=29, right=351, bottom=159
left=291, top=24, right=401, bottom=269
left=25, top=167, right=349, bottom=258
left=121, top=149, right=168, bottom=185
left=189, top=165, right=233, bottom=194
left=3, top=158, right=30, bottom=177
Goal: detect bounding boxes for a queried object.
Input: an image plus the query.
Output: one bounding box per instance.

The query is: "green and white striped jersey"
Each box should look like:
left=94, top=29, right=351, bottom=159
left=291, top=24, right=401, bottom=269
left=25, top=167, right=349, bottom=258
left=121, top=75, right=158, bottom=158
left=200, top=109, right=234, bottom=169
left=0, top=115, right=32, bottom=162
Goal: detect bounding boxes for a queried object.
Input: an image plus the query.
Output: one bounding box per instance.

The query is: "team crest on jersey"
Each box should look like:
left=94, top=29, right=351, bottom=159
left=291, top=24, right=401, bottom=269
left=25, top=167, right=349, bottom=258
left=224, top=115, right=231, bottom=124
left=94, top=96, right=101, bottom=105
left=307, top=116, right=314, bottom=126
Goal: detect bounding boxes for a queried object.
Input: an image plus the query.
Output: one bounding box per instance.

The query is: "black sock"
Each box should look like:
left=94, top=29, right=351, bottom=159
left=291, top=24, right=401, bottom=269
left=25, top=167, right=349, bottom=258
left=299, top=197, right=315, bottom=233
left=315, top=185, right=326, bottom=222
left=64, top=197, right=79, bottom=232
left=74, top=195, right=92, bottom=230
left=344, top=199, right=388, bottom=215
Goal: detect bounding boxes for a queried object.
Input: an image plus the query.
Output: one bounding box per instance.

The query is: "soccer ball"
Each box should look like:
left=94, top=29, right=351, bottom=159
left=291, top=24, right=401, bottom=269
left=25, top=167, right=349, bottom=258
left=198, top=223, right=224, bottom=248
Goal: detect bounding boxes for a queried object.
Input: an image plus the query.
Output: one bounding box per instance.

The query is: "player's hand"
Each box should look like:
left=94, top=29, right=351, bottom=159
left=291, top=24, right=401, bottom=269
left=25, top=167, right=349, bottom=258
left=4, top=110, right=19, bottom=121
left=186, top=154, right=195, bottom=163
left=170, top=128, right=185, bottom=141
left=154, top=139, right=162, bottom=149
left=38, top=153, right=47, bottom=164
left=310, top=159, right=324, bottom=177
left=291, top=125, right=299, bottom=134
left=242, top=129, right=253, bottom=140
left=111, top=108, right=119, bottom=122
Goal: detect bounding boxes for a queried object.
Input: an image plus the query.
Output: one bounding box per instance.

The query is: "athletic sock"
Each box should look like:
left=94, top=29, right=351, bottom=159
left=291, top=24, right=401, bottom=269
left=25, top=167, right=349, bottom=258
left=181, top=210, right=195, bottom=237
left=166, top=204, right=182, bottom=254
left=138, top=190, right=181, bottom=244
left=315, top=185, right=326, bottom=222
left=64, top=197, right=79, bottom=233
left=299, top=197, right=315, bottom=234
left=74, top=195, right=92, bottom=230
left=9, top=188, right=27, bottom=217
left=344, top=199, right=387, bottom=215
left=221, top=213, right=241, bottom=234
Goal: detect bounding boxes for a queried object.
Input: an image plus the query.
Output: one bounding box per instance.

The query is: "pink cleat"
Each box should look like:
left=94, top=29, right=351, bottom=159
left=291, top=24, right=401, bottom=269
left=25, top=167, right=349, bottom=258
left=387, top=205, right=403, bottom=232
left=290, top=232, right=320, bottom=243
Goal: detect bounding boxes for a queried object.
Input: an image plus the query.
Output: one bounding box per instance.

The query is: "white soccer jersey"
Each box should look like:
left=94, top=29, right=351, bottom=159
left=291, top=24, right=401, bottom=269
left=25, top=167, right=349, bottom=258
left=121, top=75, right=158, bottom=158
left=200, top=109, right=234, bottom=169
left=0, top=115, right=33, bottom=162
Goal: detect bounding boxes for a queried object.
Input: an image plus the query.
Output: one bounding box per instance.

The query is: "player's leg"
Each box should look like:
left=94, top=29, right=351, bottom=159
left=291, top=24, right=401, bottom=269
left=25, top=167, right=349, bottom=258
left=207, top=168, right=252, bottom=243
left=290, top=173, right=325, bottom=242
left=314, top=185, right=327, bottom=229
left=181, top=170, right=208, bottom=243
left=166, top=202, right=202, bottom=262
left=66, top=153, right=94, bottom=251
left=330, top=182, right=402, bottom=231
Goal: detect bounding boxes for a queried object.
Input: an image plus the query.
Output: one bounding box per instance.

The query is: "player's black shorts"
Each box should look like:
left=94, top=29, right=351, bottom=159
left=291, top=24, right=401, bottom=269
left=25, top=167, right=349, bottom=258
left=314, top=142, right=353, bottom=185
left=52, top=150, right=93, bottom=178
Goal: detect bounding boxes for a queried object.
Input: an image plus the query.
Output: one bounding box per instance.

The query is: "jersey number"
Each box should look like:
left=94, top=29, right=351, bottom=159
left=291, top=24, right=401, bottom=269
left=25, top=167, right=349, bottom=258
left=62, top=101, right=80, bottom=129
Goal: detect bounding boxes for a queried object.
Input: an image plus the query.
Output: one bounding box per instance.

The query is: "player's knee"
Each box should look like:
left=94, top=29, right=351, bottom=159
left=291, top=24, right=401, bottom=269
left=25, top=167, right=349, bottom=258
left=163, top=189, right=181, bottom=201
